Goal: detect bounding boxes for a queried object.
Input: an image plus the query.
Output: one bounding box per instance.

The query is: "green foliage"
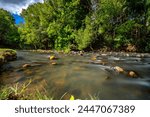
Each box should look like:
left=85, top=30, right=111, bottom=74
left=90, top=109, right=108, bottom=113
left=1, top=0, right=149, bottom=52
left=0, top=83, right=99, bottom=100
left=0, top=8, right=20, bottom=48
left=19, top=0, right=89, bottom=50
left=75, top=17, right=94, bottom=50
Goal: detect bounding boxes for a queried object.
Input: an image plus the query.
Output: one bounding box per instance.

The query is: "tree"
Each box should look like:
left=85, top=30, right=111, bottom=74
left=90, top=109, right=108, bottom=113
left=0, top=8, right=20, bottom=48
left=20, top=0, right=91, bottom=50
left=19, top=0, right=150, bottom=52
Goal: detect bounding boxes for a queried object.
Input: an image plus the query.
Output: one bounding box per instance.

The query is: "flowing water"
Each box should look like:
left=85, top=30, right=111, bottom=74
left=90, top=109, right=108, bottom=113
left=0, top=50, right=150, bottom=99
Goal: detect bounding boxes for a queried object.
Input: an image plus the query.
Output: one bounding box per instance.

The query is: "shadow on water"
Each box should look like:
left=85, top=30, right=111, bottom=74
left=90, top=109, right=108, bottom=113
left=0, top=50, right=150, bottom=99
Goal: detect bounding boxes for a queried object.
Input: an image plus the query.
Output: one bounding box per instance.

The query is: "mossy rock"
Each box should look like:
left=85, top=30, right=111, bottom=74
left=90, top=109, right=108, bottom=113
left=2, top=51, right=17, bottom=61
left=0, top=49, right=17, bottom=66
left=49, top=55, right=58, bottom=60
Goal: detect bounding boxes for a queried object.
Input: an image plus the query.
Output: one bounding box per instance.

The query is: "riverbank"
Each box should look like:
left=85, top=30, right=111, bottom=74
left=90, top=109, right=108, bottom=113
left=0, top=49, right=17, bottom=66
left=28, top=49, right=150, bottom=58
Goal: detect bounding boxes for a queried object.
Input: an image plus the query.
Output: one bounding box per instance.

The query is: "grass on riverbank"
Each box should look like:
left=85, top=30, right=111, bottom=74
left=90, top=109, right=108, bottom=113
left=0, top=80, right=99, bottom=100
left=0, top=80, right=53, bottom=100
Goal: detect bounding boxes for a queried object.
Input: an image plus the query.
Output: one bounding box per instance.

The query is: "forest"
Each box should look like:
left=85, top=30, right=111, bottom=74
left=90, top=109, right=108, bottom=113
left=0, top=0, right=150, bottom=52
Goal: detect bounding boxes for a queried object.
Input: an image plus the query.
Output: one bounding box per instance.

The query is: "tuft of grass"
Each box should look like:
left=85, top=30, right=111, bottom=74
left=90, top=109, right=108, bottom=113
left=32, top=89, right=53, bottom=100
left=88, top=94, right=100, bottom=100
left=0, top=80, right=53, bottom=100
left=0, top=80, right=31, bottom=100
left=88, top=92, right=100, bottom=100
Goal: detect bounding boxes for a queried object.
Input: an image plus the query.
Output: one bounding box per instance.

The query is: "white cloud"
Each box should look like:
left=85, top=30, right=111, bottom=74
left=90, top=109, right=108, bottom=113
left=0, top=0, right=44, bottom=14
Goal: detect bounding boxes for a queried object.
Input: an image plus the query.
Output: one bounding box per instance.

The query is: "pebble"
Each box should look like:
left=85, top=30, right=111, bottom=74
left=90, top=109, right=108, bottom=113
left=128, top=71, right=137, bottom=78
left=91, top=55, right=97, bottom=60
left=22, top=64, right=31, bottom=68
left=51, top=62, right=57, bottom=65
left=50, top=55, right=57, bottom=60
left=126, top=54, right=129, bottom=57
left=101, top=54, right=107, bottom=56
left=136, top=54, right=141, bottom=58
left=114, top=66, right=124, bottom=73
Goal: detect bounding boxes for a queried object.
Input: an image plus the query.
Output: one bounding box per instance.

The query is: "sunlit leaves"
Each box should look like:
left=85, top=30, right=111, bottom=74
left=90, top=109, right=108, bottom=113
left=18, top=0, right=150, bottom=52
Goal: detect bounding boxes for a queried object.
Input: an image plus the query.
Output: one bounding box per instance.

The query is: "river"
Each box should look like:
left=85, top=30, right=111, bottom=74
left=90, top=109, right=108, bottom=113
left=0, top=50, right=150, bottom=99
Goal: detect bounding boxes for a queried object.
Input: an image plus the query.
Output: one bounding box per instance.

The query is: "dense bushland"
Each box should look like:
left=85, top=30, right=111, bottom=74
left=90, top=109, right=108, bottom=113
left=1, top=0, right=150, bottom=52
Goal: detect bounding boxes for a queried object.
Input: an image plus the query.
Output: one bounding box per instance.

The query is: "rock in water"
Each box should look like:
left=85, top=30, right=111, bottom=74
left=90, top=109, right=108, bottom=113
left=79, top=51, right=84, bottom=56
left=49, top=55, right=57, bottom=60
left=114, top=66, right=124, bottom=73
left=91, top=55, right=97, bottom=60
left=51, top=62, right=57, bottom=65
left=128, top=71, right=137, bottom=78
left=22, top=64, right=31, bottom=68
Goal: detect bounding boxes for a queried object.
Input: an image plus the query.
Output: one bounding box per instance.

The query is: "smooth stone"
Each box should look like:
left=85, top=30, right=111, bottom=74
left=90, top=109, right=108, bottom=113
left=49, top=55, right=57, bottom=60
left=101, top=54, right=107, bottom=56
left=51, top=62, right=57, bottom=65
left=114, top=66, right=124, bottom=73
left=22, top=64, right=31, bottom=68
left=91, top=55, right=97, bottom=60
left=128, top=71, right=137, bottom=78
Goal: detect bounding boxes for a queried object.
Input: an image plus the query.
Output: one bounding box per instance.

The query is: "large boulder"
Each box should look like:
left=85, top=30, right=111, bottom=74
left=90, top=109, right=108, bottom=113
left=2, top=50, right=17, bottom=61
left=0, top=49, right=17, bottom=66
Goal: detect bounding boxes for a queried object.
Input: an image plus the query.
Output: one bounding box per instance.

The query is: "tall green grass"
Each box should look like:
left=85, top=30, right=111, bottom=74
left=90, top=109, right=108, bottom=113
left=0, top=80, right=99, bottom=100
left=0, top=80, right=53, bottom=100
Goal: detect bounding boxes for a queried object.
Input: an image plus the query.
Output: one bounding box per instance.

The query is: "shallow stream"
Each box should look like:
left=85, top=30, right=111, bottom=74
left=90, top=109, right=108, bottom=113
left=0, top=51, right=150, bottom=99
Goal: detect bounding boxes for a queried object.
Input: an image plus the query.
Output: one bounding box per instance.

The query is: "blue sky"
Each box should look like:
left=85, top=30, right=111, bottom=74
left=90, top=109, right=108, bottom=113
left=0, top=0, right=44, bottom=24
left=12, top=14, right=25, bottom=24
